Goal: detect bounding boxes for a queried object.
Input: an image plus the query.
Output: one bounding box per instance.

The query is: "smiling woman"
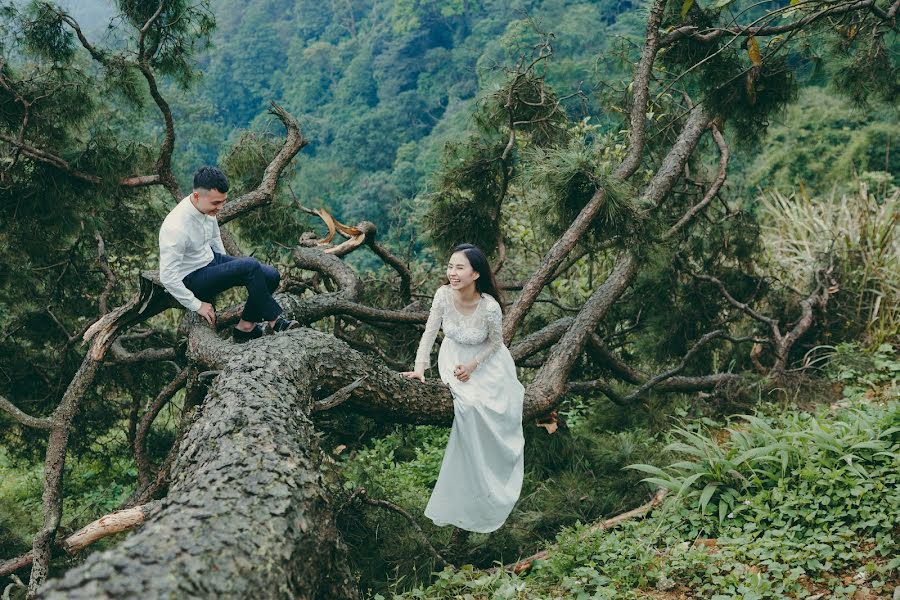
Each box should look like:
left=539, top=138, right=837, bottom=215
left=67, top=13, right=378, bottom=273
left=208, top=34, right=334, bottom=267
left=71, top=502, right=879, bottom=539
left=402, top=244, right=525, bottom=535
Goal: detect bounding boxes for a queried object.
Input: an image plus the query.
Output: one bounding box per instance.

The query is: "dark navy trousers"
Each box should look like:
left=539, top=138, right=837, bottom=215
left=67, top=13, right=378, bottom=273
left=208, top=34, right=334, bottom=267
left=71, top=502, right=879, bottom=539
left=183, top=252, right=282, bottom=322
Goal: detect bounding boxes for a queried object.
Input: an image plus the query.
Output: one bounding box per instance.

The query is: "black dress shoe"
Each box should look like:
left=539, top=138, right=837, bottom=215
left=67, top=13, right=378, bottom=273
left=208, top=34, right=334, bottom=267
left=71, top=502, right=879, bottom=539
left=270, top=316, right=299, bottom=333
left=232, top=323, right=265, bottom=343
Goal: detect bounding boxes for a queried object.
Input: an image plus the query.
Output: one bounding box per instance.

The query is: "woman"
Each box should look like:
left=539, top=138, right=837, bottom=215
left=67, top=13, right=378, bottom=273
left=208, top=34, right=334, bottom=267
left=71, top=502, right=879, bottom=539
left=402, top=243, right=525, bottom=533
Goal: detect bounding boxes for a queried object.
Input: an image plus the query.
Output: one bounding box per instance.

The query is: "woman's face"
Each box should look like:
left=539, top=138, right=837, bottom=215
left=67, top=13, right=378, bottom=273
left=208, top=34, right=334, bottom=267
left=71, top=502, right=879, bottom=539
left=447, top=251, right=479, bottom=291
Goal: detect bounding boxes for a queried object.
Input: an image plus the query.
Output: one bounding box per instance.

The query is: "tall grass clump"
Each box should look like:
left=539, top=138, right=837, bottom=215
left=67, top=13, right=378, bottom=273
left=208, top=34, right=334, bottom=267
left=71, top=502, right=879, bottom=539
left=756, top=183, right=899, bottom=346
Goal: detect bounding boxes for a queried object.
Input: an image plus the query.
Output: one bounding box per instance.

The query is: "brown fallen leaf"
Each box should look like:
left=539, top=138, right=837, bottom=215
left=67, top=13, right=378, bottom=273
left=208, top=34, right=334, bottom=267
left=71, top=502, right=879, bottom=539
left=536, top=410, right=558, bottom=434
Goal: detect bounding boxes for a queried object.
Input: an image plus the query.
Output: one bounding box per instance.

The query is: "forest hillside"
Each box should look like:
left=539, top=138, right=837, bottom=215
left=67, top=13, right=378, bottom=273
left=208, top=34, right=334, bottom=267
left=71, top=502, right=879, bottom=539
left=0, top=0, right=897, bottom=598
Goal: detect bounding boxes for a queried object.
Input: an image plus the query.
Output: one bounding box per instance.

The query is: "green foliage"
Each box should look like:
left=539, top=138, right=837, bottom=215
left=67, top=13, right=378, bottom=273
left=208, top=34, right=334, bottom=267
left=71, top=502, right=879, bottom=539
left=0, top=0, right=208, bottom=464
left=218, top=127, right=309, bottom=262
left=329, top=397, right=668, bottom=596
left=19, top=1, right=75, bottom=63
left=822, top=342, right=900, bottom=402
left=735, top=87, right=900, bottom=195
left=394, top=384, right=899, bottom=599
left=117, top=0, right=216, bottom=85
left=661, top=18, right=798, bottom=147
left=423, top=136, right=508, bottom=255
left=523, top=134, right=638, bottom=244
left=828, top=25, right=900, bottom=107
left=423, top=47, right=572, bottom=256
left=0, top=439, right=136, bottom=562
left=756, top=184, right=900, bottom=347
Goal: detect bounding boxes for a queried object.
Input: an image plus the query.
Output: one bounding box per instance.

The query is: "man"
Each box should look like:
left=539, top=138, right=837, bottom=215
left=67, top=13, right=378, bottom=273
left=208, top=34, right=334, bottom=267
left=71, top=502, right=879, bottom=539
left=158, top=166, right=298, bottom=342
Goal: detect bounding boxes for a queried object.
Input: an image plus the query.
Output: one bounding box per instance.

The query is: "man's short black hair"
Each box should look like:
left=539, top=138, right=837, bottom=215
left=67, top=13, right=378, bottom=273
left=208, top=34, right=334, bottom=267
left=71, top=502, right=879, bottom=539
left=193, top=166, right=229, bottom=193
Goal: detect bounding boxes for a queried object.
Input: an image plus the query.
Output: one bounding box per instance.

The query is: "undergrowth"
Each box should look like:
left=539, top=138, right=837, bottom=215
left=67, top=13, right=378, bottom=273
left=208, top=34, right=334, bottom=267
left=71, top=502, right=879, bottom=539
left=381, top=343, right=899, bottom=599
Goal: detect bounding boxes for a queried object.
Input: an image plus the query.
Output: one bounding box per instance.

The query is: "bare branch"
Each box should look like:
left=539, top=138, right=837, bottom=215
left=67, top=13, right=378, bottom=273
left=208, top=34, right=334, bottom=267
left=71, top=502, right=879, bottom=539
left=0, top=132, right=101, bottom=183
left=663, top=121, right=729, bottom=239
left=619, top=329, right=727, bottom=402
left=692, top=272, right=778, bottom=328
left=501, top=488, right=668, bottom=575
left=119, top=174, right=161, bottom=187
left=218, top=103, right=307, bottom=224
left=108, top=341, right=177, bottom=364
left=366, top=235, right=413, bottom=305
left=134, top=369, right=188, bottom=488
left=661, top=0, right=886, bottom=46
left=312, top=376, right=367, bottom=413
left=352, top=488, right=450, bottom=569
left=0, top=393, right=52, bottom=429
left=616, top=0, right=670, bottom=180
left=566, top=379, right=627, bottom=405
left=0, top=504, right=155, bottom=578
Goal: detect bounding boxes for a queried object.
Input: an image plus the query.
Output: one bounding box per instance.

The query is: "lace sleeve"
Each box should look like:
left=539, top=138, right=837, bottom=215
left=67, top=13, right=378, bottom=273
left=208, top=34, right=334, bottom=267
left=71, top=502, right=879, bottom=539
left=474, top=298, right=503, bottom=368
left=414, top=286, right=445, bottom=370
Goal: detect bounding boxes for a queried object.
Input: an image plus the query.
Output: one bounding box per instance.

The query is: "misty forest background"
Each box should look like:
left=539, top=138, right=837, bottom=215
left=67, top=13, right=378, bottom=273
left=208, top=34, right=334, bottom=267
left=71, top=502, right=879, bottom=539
left=1, top=0, right=898, bottom=598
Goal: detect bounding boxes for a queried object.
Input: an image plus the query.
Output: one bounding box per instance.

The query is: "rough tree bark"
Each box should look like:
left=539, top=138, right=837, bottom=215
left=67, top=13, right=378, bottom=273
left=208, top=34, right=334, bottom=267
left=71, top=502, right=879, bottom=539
left=37, top=327, right=363, bottom=599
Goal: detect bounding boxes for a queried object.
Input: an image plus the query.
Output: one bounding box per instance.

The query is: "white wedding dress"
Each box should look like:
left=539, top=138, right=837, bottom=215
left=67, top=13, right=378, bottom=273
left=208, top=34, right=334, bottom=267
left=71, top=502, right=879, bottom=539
left=414, top=284, right=525, bottom=533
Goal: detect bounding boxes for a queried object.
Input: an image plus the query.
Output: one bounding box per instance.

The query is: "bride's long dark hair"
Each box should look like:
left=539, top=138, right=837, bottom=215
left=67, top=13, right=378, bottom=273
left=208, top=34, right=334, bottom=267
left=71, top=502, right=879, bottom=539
left=445, top=243, right=505, bottom=311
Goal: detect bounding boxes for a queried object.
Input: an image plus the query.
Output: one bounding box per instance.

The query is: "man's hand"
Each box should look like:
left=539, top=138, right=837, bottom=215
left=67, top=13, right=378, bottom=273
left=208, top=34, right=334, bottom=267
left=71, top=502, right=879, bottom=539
left=197, top=302, right=216, bottom=326
left=401, top=369, right=426, bottom=383
left=453, top=362, right=476, bottom=382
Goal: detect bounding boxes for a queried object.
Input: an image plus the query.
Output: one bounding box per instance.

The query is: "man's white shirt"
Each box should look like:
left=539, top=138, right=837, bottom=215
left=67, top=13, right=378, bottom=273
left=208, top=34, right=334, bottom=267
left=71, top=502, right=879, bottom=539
left=158, top=195, right=226, bottom=312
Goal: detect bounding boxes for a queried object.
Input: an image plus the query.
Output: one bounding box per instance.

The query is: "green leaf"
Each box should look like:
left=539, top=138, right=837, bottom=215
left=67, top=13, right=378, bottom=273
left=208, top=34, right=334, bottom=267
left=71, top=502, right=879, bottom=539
left=699, top=482, right=721, bottom=513
left=624, top=464, right=669, bottom=477
left=640, top=477, right=683, bottom=492
left=681, top=0, right=695, bottom=18
left=675, top=472, right=705, bottom=502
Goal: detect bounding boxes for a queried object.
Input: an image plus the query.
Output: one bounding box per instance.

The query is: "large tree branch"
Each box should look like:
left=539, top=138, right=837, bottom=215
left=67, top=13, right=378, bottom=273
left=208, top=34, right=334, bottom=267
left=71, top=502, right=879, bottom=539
left=135, top=58, right=179, bottom=200
left=660, top=0, right=886, bottom=46
left=690, top=262, right=834, bottom=374
left=217, top=104, right=307, bottom=225
left=640, top=105, right=713, bottom=209
left=663, top=121, right=729, bottom=239
left=39, top=324, right=365, bottom=599
left=525, top=251, right=640, bottom=413
left=132, top=1, right=180, bottom=200
left=26, top=276, right=178, bottom=594
left=0, top=394, right=52, bottom=430
left=616, top=0, right=670, bottom=180
left=520, top=105, right=713, bottom=414
left=501, top=0, right=670, bottom=344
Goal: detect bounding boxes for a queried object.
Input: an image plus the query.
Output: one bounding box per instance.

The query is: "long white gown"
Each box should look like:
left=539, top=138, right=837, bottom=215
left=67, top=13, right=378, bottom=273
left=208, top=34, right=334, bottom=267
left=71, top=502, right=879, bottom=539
left=414, top=284, right=525, bottom=533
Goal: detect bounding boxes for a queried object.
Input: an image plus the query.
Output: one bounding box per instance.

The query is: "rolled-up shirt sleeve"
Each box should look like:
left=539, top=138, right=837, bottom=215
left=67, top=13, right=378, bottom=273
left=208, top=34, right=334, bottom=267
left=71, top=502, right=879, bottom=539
left=159, top=227, right=202, bottom=312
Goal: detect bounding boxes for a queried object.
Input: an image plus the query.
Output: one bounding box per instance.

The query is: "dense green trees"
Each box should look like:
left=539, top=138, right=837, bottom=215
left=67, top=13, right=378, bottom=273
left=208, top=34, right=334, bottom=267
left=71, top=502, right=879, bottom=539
left=0, top=0, right=896, bottom=597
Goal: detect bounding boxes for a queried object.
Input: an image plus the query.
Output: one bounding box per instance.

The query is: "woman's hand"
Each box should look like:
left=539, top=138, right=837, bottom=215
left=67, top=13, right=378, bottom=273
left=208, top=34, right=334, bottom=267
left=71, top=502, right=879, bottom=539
left=401, top=369, right=425, bottom=383
left=453, top=361, right=477, bottom=382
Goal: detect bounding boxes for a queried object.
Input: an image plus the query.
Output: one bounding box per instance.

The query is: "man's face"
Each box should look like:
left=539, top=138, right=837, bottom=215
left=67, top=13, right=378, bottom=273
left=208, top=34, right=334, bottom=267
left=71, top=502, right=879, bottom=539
left=192, top=188, right=228, bottom=216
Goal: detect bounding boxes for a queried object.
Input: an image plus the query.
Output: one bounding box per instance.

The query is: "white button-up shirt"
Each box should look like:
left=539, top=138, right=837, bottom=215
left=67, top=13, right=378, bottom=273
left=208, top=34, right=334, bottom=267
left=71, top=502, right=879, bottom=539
left=158, top=195, right=226, bottom=311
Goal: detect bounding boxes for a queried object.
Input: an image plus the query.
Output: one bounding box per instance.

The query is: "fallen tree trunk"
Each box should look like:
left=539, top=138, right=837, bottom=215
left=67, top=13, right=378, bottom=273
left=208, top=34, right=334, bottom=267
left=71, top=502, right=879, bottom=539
left=37, top=328, right=362, bottom=599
